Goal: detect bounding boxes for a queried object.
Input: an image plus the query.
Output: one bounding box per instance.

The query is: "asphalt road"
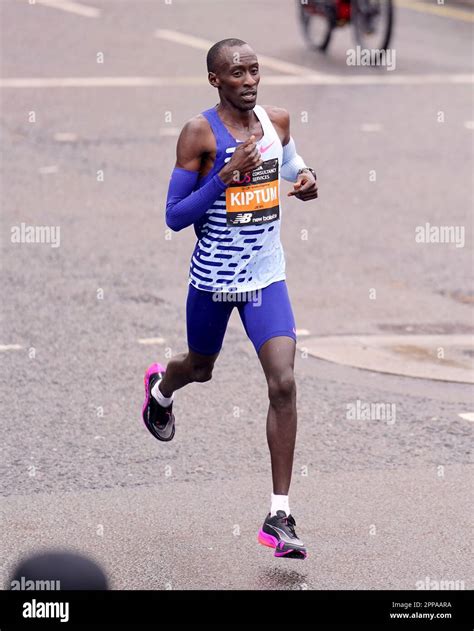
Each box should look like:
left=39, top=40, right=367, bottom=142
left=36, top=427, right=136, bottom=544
left=0, top=0, right=472, bottom=594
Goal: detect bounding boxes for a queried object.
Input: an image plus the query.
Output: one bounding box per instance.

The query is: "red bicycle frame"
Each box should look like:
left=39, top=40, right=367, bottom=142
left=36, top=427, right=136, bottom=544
left=335, top=0, right=352, bottom=22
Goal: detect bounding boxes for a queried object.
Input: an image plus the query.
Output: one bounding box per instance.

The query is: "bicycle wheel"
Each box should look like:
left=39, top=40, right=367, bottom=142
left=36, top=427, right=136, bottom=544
left=352, top=0, right=393, bottom=51
left=297, top=0, right=335, bottom=52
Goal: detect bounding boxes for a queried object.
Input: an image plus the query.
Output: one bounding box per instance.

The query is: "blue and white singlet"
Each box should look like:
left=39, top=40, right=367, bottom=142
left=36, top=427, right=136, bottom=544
left=189, top=104, right=286, bottom=293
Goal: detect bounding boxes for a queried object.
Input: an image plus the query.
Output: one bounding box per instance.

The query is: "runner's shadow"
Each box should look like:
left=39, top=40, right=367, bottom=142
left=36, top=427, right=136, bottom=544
left=258, top=566, right=309, bottom=590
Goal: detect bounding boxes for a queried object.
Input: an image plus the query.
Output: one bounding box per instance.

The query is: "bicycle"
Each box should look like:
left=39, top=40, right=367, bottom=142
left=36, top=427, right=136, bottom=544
left=298, top=0, right=393, bottom=52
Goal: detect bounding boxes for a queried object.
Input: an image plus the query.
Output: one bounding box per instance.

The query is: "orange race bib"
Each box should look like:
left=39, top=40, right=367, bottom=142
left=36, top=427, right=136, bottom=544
left=226, top=158, right=279, bottom=226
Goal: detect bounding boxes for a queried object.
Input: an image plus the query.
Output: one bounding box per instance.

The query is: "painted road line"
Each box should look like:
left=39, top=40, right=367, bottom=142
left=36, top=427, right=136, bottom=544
left=0, top=345, right=22, bottom=352
left=38, top=165, right=59, bottom=174
left=295, top=329, right=310, bottom=336
left=458, top=413, right=474, bottom=422
left=36, top=0, right=473, bottom=22
left=1, top=73, right=473, bottom=89
left=54, top=132, right=78, bottom=141
left=465, top=121, right=474, bottom=129
left=154, top=29, right=322, bottom=77
left=262, top=73, right=474, bottom=86
left=159, top=127, right=181, bottom=136
left=396, top=0, right=474, bottom=22
left=138, top=337, right=165, bottom=345
left=35, top=0, right=100, bottom=18
left=0, top=77, right=204, bottom=88
left=361, top=123, right=382, bottom=132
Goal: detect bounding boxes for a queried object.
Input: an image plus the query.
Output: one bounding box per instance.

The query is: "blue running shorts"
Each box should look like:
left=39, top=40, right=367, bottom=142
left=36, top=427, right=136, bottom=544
left=186, top=280, right=297, bottom=356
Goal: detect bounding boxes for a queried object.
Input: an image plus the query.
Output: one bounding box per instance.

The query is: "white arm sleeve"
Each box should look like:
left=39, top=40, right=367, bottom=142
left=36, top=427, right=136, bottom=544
left=281, top=136, right=307, bottom=182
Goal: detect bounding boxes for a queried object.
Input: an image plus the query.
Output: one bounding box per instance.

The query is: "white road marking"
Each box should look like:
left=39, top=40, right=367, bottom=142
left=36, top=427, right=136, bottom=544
left=464, top=121, right=474, bottom=129
left=138, top=337, right=165, bottom=345
left=38, top=165, right=59, bottom=174
left=361, top=123, right=382, bottom=132
left=0, top=344, right=22, bottom=352
left=396, top=0, right=474, bottom=22
left=34, top=0, right=100, bottom=18
left=0, top=77, right=201, bottom=88
left=54, top=132, right=78, bottom=141
left=33, top=0, right=474, bottom=21
left=458, top=413, right=474, bottom=422
left=154, top=29, right=321, bottom=77
left=159, top=127, right=181, bottom=136
left=262, top=73, right=474, bottom=86
left=295, top=329, right=310, bottom=336
left=2, top=73, right=472, bottom=89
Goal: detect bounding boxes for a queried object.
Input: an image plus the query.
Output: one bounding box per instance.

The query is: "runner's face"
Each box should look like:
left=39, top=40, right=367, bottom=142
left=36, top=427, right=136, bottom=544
left=213, top=46, right=260, bottom=110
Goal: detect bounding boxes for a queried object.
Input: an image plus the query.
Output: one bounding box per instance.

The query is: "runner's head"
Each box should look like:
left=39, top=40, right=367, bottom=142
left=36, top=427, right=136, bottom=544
left=207, top=39, right=260, bottom=111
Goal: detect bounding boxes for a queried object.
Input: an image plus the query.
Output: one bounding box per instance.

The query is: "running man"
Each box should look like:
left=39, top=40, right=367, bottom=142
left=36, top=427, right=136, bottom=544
left=142, top=38, right=318, bottom=560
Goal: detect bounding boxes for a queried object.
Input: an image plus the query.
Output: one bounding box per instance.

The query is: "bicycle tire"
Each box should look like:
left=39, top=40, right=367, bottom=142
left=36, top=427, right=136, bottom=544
left=297, top=0, right=334, bottom=52
left=352, top=0, right=393, bottom=51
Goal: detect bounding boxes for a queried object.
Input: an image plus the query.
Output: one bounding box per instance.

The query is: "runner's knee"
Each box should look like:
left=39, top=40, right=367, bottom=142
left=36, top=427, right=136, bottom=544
left=268, top=372, right=296, bottom=408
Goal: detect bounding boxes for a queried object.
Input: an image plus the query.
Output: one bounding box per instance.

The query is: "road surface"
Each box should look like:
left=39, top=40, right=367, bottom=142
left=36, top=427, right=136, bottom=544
left=0, top=0, right=472, bottom=593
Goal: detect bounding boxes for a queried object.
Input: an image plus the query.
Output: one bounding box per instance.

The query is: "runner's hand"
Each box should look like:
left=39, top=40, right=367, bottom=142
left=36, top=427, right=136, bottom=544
left=287, top=172, right=318, bottom=201
left=219, top=135, right=263, bottom=184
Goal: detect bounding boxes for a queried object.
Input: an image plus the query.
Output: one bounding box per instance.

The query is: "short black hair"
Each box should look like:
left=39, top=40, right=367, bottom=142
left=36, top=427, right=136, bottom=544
left=206, top=38, right=248, bottom=73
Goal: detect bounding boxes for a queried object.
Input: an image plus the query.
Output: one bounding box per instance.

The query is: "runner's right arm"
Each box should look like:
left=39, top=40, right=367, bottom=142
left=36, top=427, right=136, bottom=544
left=165, top=119, right=262, bottom=232
left=165, top=119, right=228, bottom=232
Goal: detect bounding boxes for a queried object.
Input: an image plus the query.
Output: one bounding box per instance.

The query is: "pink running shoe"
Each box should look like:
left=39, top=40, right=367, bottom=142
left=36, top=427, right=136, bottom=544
left=141, top=363, right=175, bottom=442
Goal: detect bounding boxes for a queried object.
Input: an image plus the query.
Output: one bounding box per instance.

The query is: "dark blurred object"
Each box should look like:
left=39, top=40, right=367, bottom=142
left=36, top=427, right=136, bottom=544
left=297, top=0, right=393, bottom=52
left=9, top=550, right=108, bottom=590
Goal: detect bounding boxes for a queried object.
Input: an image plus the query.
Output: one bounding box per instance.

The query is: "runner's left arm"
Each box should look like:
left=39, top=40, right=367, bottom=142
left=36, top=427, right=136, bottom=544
left=266, top=106, right=318, bottom=200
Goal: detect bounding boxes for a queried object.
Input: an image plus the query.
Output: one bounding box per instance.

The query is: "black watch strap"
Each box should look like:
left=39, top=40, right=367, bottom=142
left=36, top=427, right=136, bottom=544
left=297, top=167, right=317, bottom=179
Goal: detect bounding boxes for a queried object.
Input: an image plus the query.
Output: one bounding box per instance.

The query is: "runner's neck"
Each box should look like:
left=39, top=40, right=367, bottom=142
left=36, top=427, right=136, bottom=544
left=215, top=102, right=259, bottom=133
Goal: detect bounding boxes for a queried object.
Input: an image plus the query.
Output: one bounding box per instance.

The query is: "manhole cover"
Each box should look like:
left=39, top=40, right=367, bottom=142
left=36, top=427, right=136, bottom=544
left=299, top=334, right=474, bottom=383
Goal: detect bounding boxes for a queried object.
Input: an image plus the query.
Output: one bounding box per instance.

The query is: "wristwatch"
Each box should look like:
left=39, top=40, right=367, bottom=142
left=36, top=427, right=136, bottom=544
left=297, top=167, right=317, bottom=179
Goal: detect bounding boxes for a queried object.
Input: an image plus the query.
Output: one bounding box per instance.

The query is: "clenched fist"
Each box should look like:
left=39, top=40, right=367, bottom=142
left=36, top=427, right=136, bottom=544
left=219, top=135, right=263, bottom=185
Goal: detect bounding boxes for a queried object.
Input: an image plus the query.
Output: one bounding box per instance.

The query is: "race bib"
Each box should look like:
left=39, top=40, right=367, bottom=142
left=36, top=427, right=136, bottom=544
left=226, top=158, right=279, bottom=226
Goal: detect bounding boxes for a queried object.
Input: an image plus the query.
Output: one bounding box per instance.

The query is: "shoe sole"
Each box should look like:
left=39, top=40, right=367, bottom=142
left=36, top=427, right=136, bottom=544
left=258, top=529, right=307, bottom=560
left=142, top=363, right=175, bottom=442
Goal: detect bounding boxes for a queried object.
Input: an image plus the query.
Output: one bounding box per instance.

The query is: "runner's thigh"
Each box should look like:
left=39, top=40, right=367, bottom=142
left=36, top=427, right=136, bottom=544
left=186, top=284, right=234, bottom=356
left=238, top=281, right=297, bottom=355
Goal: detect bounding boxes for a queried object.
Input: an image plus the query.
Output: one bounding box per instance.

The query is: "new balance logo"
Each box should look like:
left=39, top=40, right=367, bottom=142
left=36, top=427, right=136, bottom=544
left=233, top=213, right=252, bottom=224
